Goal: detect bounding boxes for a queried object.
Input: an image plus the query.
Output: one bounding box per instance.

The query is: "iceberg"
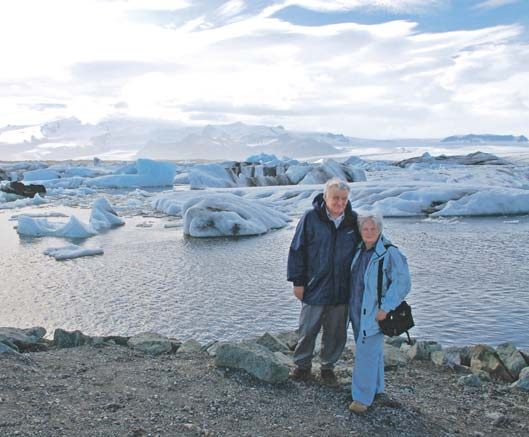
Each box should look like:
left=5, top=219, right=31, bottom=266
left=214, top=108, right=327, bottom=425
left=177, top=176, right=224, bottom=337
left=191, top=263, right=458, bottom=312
left=86, top=159, right=177, bottom=188
left=44, top=245, right=104, bottom=260
left=89, top=197, right=126, bottom=232
left=17, top=215, right=97, bottom=238
left=182, top=193, right=290, bottom=237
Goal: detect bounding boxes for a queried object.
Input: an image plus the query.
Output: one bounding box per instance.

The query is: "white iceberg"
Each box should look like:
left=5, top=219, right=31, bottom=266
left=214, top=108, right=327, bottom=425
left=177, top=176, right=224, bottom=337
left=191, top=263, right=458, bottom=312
left=16, top=198, right=124, bottom=238
left=23, top=168, right=60, bottom=181
left=189, top=164, right=238, bottom=189
left=44, top=245, right=104, bottom=260
left=0, top=192, right=47, bottom=210
left=89, top=197, right=125, bottom=232
left=17, top=215, right=97, bottom=238
left=183, top=193, right=291, bottom=237
left=86, top=159, right=177, bottom=188
left=431, top=188, right=529, bottom=217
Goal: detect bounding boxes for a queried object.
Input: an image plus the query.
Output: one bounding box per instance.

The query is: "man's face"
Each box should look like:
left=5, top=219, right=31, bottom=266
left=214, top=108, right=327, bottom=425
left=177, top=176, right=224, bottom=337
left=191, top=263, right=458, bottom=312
left=324, top=187, right=349, bottom=218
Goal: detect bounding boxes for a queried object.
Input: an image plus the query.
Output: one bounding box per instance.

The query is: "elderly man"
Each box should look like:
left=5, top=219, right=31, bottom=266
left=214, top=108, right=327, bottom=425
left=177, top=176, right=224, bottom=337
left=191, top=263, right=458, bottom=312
left=287, top=178, right=359, bottom=386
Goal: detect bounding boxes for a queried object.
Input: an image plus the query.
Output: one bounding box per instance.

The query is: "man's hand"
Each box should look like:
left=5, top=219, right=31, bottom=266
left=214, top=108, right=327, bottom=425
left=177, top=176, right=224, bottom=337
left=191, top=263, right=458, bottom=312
left=293, top=286, right=304, bottom=301
left=376, top=309, right=388, bottom=321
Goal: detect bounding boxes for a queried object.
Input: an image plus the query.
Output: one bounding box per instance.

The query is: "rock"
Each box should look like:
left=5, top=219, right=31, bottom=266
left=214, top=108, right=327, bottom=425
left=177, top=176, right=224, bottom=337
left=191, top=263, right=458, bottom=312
left=470, top=344, right=513, bottom=382
left=519, top=367, right=529, bottom=379
left=127, top=332, right=178, bottom=355
left=406, top=341, right=442, bottom=361
left=384, top=344, right=409, bottom=369
left=0, top=337, right=19, bottom=352
left=475, top=370, right=492, bottom=382
left=0, top=326, right=48, bottom=351
left=510, top=378, right=529, bottom=391
left=206, top=342, right=221, bottom=357
left=431, top=347, right=461, bottom=368
left=458, top=374, right=482, bottom=387
left=100, top=335, right=130, bottom=346
left=458, top=346, right=473, bottom=367
left=0, top=342, right=36, bottom=366
left=384, top=336, right=414, bottom=348
left=256, top=332, right=290, bottom=353
left=178, top=339, right=203, bottom=353
left=0, top=181, right=46, bottom=198
left=274, top=330, right=298, bottom=351
left=510, top=367, right=529, bottom=391
left=215, top=341, right=289, bottom=384
left=520, top=348, right=529, bottom=365
left=273, top=352, right=295, bottom=368
left=496, top=342, right=527, bottom=379
left=53, top=329, right=92, bottom=348
left=0, top=342, right=19, bottom=355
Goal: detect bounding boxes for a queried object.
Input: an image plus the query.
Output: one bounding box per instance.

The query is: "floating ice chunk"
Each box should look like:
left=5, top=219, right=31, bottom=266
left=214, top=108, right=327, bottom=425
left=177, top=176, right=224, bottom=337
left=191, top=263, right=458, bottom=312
left=285, top=165, right=310, bottom=184
left=189, top=164, right=238, bottom=189
left=17, top=215, right=97, bottom=238
left=23, top=168, right=60, bottom=181
left=183, top=193, right=290, bottom=237
left=245, top=153, right=279, bottom=164
left=43, top=245, right=103, bottom=260
left=86, top=159, right=177, bottom=188
left=173, top=172, right=190, bottom=185
left=0, top=192, right=47, bottom=209
left=89, top=197, right=125, bottom=232
left=432, top=188, right=529, bottom=216
left=9, top=211, right=68, bottom=221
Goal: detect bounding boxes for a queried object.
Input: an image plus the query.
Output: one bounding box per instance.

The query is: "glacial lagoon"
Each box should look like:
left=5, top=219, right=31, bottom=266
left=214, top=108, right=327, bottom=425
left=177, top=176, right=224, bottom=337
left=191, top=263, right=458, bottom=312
left=1, top=209, right=528, bottom=348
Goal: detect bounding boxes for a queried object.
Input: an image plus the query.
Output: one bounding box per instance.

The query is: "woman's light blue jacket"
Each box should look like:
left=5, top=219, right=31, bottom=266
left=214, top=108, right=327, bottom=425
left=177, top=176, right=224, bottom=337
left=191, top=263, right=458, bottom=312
left=350, top=234, right=412, bottom=338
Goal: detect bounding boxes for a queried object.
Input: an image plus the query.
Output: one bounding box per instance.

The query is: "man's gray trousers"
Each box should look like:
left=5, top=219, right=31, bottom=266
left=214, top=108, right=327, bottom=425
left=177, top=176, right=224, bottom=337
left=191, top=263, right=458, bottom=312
left=293, top=303, right=348, bottom=370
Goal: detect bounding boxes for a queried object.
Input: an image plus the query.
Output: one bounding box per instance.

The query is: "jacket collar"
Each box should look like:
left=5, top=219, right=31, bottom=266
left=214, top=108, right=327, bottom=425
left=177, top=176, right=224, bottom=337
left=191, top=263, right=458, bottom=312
left=355, top=234, right=392, bottom=258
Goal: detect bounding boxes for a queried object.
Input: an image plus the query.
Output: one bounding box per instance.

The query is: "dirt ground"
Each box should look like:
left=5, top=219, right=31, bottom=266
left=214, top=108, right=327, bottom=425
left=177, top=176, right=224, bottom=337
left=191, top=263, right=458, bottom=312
left=1, top=344, right=528, bottom=437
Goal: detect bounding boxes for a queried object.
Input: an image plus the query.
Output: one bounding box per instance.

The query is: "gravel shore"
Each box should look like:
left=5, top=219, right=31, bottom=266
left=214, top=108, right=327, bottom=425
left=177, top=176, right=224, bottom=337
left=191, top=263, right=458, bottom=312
left=2, top=342, right=529, bottom=437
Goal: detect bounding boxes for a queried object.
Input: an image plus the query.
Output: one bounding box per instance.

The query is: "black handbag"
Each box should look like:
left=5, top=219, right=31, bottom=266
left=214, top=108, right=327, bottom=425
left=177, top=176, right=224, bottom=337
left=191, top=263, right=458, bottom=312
left=377, top=256, right=414, bottom=343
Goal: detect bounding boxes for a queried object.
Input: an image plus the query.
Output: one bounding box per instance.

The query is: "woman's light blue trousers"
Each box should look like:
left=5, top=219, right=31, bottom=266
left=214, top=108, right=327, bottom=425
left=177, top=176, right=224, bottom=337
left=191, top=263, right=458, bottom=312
left=351, top=330, right=385, bottom=406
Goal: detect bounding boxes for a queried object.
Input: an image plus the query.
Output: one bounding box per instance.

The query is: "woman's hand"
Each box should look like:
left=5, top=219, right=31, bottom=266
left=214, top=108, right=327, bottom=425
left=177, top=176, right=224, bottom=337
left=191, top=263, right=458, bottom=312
left=293, top=286, right=304, bottom=301
left=376, top=309, right=388, bottom=321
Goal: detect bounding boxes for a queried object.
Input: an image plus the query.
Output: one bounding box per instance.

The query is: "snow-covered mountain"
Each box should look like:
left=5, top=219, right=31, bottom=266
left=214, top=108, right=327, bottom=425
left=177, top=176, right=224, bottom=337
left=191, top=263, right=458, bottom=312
left=1, top=115, right=527, bottom=162
left=0, top=116, right=344, bottom=161
left=442, top=134, right=528, bottom=143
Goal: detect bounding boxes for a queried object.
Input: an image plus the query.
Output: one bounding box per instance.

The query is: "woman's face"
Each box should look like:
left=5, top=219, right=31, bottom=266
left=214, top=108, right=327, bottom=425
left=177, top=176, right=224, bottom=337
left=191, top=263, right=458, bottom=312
left=360, top=219, right=380, bottom=247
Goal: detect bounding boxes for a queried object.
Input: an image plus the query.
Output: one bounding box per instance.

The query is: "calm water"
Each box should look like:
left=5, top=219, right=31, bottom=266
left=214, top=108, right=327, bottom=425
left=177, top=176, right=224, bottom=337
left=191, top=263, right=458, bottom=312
left=1, top=208, right=528, bottom=347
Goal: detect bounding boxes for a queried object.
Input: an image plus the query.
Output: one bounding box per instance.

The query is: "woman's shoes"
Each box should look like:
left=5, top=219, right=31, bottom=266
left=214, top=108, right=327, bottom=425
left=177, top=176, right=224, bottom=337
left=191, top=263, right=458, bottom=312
left=348, top=400, right=368, bottom=414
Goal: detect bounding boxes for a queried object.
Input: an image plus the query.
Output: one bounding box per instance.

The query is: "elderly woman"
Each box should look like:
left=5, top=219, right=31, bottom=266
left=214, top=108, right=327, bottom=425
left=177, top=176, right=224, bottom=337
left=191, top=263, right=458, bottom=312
left=348, top=213, right=411, bottom=414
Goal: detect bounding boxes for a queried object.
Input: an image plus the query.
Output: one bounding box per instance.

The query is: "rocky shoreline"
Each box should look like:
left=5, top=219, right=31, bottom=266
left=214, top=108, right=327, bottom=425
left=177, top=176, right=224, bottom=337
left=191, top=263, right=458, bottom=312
left=1, top=326, right=529, bottom=436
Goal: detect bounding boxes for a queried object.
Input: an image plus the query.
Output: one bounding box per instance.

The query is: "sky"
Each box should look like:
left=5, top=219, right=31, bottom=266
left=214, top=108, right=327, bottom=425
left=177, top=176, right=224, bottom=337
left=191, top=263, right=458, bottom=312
left=1, top=0, right=528, bottom=139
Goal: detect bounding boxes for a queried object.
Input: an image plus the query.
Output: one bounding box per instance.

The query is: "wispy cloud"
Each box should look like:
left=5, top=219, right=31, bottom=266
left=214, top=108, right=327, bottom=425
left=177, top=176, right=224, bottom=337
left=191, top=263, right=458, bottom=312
left=474, top=0, right=521, bottom=10
left=280, top=0, right=447, bottom=13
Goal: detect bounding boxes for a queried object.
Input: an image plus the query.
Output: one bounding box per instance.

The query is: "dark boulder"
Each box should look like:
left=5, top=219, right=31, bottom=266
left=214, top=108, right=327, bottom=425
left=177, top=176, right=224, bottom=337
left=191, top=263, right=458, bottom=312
left=0, top=181, right=46, bottom=198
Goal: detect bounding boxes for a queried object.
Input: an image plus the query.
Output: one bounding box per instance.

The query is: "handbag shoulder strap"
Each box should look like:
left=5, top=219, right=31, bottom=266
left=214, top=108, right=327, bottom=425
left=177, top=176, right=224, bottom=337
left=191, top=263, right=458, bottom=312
left=377, top=258, right=383, bottom=308
left=377, top=244, right=395, bottom=308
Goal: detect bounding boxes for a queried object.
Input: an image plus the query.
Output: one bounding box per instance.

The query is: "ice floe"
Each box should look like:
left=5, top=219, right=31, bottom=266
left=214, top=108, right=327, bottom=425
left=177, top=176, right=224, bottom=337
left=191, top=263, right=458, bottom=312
left=43, top=245, right=104, bottom=260
left=182, top=193, right=291, bottom=237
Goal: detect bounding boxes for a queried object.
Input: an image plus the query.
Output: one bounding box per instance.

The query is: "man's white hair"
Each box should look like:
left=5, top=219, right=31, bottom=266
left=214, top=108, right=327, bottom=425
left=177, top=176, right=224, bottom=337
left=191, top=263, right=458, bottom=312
left=323, top=178, right=350, bottom=196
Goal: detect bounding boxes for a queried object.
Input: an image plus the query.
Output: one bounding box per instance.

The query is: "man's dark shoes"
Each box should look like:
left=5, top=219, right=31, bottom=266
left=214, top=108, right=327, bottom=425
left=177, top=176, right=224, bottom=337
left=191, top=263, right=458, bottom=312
left=320, top=369, right=339, bottom=387
left=289, top=367, right=312, bottom=381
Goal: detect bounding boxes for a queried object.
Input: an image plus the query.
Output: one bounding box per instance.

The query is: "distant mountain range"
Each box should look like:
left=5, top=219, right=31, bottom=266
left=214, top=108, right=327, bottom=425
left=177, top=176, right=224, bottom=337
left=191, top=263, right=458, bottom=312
left=0, top=115, right=526, bottom=161
left=441, top=134, right=528, bottom=143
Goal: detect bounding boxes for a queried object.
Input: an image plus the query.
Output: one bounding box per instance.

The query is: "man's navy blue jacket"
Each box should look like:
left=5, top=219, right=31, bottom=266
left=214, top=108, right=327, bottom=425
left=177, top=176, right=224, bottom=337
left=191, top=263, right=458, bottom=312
left=287, top=193, right=359, bottom=305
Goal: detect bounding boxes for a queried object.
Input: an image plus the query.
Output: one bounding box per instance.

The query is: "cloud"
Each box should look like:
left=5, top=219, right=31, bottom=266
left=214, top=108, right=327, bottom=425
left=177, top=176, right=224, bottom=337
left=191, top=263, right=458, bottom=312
left=0, top=0, right=527, bottom=137
left=279, top=0, right=447, bottom=13
left=474, top=0, right=521, bottom=10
